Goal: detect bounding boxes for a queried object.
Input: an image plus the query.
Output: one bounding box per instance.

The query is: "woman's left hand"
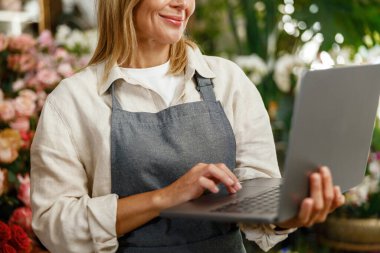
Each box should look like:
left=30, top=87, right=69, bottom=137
left=276, top=166, right=345, bottom=229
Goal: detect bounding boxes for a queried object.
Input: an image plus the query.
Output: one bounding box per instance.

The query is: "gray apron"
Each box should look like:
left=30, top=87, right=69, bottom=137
left=111, top=73, right=246, bottom=253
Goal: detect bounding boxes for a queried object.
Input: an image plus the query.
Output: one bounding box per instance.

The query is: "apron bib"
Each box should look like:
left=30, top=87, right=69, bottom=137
left=111, top=73, right=246, bottom=253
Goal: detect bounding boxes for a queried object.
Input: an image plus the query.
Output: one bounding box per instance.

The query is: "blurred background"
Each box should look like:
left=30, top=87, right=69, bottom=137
left=0, top=0, right=380, bottom=252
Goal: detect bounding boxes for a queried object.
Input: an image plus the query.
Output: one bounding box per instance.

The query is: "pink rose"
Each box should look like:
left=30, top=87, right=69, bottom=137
left=8, top=224, right=31, bottom=253
left=17, top=174, right=30, bottom=208
left=7, top=54, right=36, bottom=73
left=0, top=100, right=16, bottom=122
left=8, top=34, right=36, bottom=53
left=12, top=79, right=25, bottom=92
left=10, top=117, right=30, bottom=132
left=0, top=220, right=11, bottom=244
left=36, top=69, right=61, bottom=88
left=19, top=89, right=37, bottom=102
left=0, top=147, right=18, bottom=164
left=13, top=96, right=36, bottom=117
left=36, top=55, right=54, bottom=70
left=18, top=54, right=37, bottom=72
left=57, top=63, right=74, bottom=77
left=9, top=207, right=33, bottom=237
left=25, top=75, right=40, bottom=91
left=36, top=90, right=47, bottom=111
left=38, top=30, right=54, bottom=49
left=20, top=131, right=34, bottom=150
left=54, top=48, right=69, bottom=60
left=0, top=244, right=16, bottom=253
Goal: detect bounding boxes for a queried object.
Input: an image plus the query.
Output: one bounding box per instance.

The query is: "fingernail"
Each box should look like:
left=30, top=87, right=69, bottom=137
left=214, top=186, right=219, bottom=193
left=322, top=166, right=330, bottom=175
left=228, top=178, right=234, bottom=185
left=237, top=182, right=242, bottom=190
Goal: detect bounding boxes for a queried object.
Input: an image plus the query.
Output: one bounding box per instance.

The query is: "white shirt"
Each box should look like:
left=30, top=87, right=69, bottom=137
left=121, top=61, right=184, bottom=107
left=31, top=46, right=292, bottom=253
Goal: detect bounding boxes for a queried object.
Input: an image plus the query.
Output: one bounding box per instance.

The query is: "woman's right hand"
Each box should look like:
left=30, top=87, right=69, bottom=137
left=115, top=163, right=242, bottom=235
left=157, top=163, right=242, bottom=209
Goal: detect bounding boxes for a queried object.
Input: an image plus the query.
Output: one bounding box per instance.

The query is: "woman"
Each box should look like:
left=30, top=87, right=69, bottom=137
left=30, top=0, right=345, bottom=252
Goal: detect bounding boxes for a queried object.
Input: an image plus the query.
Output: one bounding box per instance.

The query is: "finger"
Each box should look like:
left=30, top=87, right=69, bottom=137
left=310, top=173, right=324, bottom=211
left=330, top=186, right=345, bottom=212
left=207, top=176, right=237, bottom=194
left=198, top=176, right=219, bottom=193
left=298, top=198, right=314, bottom=227
left=308, top=173, right=324, bottom=225
left=204, top=164, right=235, bottom=189
left=215, top=163, right=242, bottom=191
left=206, top=166, right=237, bottom=194
left=319, top=166, right=334, bottom=221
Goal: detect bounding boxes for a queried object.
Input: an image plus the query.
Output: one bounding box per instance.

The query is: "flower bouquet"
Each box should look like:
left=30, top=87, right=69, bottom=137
left=0, top=221, right=32, bottom=253
left=0, top=28, right=92, bottom=252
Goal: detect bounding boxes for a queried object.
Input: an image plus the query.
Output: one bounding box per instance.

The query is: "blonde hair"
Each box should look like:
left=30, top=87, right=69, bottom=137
left=88, top=0, right=196, bottom=81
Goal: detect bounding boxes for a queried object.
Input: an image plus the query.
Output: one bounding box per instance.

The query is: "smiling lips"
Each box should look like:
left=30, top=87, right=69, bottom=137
left=159, top=14, right=185, bottom=27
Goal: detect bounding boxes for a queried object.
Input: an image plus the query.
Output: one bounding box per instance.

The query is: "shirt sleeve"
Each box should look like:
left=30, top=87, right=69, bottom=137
left=239, top=223, right=297, bottom=252
left=30, top=98, right=119, bottom=253
left=228, top=64, right=295, bottom=251
left=231, top=66, right=281, bottom=179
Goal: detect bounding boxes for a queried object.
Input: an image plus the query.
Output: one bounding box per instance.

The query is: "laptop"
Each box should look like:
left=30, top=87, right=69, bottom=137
left=160, top=63, right=380, bottom=223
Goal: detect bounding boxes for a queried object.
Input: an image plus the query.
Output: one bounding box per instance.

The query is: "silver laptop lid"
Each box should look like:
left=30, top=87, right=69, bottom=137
left=278, top=64, right=380, bottom=222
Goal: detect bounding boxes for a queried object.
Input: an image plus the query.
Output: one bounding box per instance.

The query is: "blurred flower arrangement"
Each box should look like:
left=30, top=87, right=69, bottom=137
left=0, top=27, right=93, bottom=252
left=0, top=221, right=32, bottom=253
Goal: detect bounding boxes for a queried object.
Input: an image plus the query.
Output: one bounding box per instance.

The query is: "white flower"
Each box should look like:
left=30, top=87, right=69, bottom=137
left=345, top=174, right=380, bottom=206
left=12, top=79, right=25, bottom=92
left=355, top=179, right=370, bottom=204
left=235, top=54, right=267, bottom=70
left=85, top=29, right=98, bottom=53
left=360, top=176, right=379, bottom=195
left=366, top=45, right=380, bottom=64
left=55, top=25, right=72, bottom=45
left=66, top=29, right=87, bottom=49
left=336, top=47, right=353, bottom=65
left=369, top=159, right=380, bottom=180
left=346, top=181, right=368, bottom=206
left=274, top=54, right=305, bottom=92
left=234, top=54, right=268, bottom=84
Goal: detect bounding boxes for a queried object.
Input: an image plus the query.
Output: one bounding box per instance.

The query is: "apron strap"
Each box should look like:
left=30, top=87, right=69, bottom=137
left=193, top=71, right=217, bottom=102
left=111, top=81, right=123, bottom=110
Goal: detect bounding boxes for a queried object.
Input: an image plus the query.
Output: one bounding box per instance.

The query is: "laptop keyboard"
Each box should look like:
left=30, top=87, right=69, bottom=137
left=212, top=186, right=280, bottom=214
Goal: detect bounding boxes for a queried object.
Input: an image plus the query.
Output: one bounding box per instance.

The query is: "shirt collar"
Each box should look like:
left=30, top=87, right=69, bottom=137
left=96, top=45, right=216, bottom=95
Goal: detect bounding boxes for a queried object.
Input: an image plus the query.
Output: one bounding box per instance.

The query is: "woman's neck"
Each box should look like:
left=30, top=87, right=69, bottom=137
left=125, top=41, right=170, bottom=69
